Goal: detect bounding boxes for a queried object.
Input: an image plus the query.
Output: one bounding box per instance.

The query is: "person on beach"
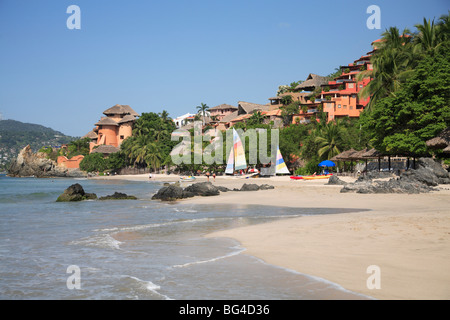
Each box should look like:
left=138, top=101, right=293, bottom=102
left=149, top=173, right=152, bottom=179
left=212, top=173, right=216, bottom=182
left=206, top=172, right=210, bottom=181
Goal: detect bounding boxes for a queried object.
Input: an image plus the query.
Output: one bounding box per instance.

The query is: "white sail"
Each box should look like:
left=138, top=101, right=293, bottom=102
left=225, top=145, right=234, bottom=175
left=275, top=146, right=290, bottom=174
left=233, top=128, right=247, bottom=170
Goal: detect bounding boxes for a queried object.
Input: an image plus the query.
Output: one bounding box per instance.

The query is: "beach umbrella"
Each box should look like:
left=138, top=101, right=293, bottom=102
left=318, top=160, right=336, bottom=167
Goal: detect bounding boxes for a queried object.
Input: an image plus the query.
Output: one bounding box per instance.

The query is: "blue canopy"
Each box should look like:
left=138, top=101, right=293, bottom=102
left=318, top=160, right=336, bottom=167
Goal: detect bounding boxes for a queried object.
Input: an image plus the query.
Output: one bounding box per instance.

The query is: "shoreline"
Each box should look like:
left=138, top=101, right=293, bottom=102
left=93, top=173, right=450, bottom=300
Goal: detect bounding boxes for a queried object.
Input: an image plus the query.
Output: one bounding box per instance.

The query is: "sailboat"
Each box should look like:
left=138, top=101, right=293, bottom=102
left=225, top=128, right=247, bottom=175
left=275, top=145, right=290, bottom=175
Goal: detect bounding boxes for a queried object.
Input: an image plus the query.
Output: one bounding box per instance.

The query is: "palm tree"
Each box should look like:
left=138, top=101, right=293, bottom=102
left=357, top=27, right=415, bottom=109
left=414, top=18, right=439, bottom=53
left=314, top=121, right=344, bottom=161
left=437, top=11, right=450, bottom=42
left=196, top=103, right=210, bottom=126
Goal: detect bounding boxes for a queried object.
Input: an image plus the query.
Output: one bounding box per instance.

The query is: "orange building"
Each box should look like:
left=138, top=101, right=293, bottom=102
left=293, top=46, right=375, bottom=124
left=57, top=155, right=85, bottom=169
left=84, top=104, right=139, bottom=153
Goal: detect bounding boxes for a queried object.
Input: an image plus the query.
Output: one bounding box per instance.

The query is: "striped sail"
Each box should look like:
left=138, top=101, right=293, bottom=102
left=233, top=128, right=247, bottom=170
left=225, top=145, right=234, bottom=174
left=275, top=146, right=290, bottom=174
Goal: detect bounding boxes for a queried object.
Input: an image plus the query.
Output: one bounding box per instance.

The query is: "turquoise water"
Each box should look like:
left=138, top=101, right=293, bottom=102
left=0, top=176, right=368, bottom=300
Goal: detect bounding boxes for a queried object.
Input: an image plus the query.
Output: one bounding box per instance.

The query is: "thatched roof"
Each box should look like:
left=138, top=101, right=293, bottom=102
left=82, top=130, right=98, bottom=140
left=118, top=114, right=137, bottom=124
left=426, top=128, right=450, bottom=149
left=91, top=145, right=120, bottom=154
left=361, top=148, right=383, bottom=159
left=220, top=111, right=239, bottom=123
left=348, top=148, right=370, bottom=160
left=95, top=117, right=119, bottom=126
left=295, top=74, right=329, bottom=91
left=443, top=145, right=450, bottom=153
left=331, top=149, right=358, bottom=161
left=103, top=104, right=139, bottom=117
left=209, top=104, right=238, bottom=111
left=238, top=101, right=269, bottom=114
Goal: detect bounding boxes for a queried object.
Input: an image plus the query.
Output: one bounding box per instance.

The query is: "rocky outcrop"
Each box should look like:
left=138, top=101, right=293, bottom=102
left=238, top=183, right=275, bottom=191
left=56, top=184, right=97, bottom=202
left=8, top=145, right=87, bottom=178
left=151, top=184, right=194, bottom=201
left=341, top=158, right=450, bottom=194
left=152, top=182, right=275, bottom=201
left=327, top=175, right=347, bottom=185
left=184, top=182, right=220, bottom=196
left=99, top=192, right=137, bottom=200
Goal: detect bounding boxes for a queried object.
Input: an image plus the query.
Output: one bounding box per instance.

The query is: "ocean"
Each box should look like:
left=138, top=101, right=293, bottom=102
left=0, top=176, right=369, bottom=300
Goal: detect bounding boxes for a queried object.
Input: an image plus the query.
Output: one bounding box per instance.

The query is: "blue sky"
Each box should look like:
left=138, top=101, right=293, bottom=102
left=0, top=0, right=448, bottom=137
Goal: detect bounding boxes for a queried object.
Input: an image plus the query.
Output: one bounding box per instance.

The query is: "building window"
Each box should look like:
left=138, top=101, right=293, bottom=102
left=120, top=135, right=124, bottom=140
left=348, top=83, right=354, bottom=89
left=359, top=84, right=363, bottom=88
left=338, top=104, right=341, bottom=108
left=344, top=105, right=347, bottom=109
left=350, top=106, right=353, bottom=110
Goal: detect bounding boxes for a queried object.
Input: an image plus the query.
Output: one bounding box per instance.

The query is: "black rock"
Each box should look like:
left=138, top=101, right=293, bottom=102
left=327, top=175, right=347, bottom=185
left=184, top=182, right=220, bottom=196
left=56, top=183, right=97, bottom=202
left=240, top=183, right=261, bottom=191
left=151, top=185, right=192, bottom=201
left=99, top=192, right=137, bottom=200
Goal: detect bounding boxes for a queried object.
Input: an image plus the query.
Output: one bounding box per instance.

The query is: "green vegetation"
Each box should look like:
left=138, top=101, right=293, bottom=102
left=0, top=119, right=75, bottom=170
left=360, top=11, right=450, bottom=156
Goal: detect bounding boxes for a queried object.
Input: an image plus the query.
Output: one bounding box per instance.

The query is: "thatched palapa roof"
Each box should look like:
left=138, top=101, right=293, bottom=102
left=118, top=114, right=137, bottom=124
left=361, top=148, right=383, bottom=159
left=103, top=104, right=139, bottom=117
left=91, top=145, right=120, bottom=154
left=209, top=104, right=238, bottom=111
left=95, top=117, right=119, bottom=126
left=238, top=101, right=269, bottom=114
left=331, top=149, right=357, bottom=161
left=82, top=130, right=98, bottom=140
left=295, top=74, right=329, bottom=91
left=348, top=148, right=370, bottom=160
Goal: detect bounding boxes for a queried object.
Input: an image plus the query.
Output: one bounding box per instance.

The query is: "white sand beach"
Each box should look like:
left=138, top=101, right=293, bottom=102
left=94, top=173, right=450, bottom=300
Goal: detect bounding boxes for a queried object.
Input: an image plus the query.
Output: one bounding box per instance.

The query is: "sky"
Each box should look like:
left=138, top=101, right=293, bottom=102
left=0, top=0, right=449, bottom=137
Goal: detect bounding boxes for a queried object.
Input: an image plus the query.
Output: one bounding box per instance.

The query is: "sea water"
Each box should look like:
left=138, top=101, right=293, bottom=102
left=0, top=176, right=369, bottom=300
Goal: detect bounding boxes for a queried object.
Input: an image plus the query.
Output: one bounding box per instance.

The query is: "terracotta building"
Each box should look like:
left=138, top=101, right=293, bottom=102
left=84, top=104, right=139, bottom=153
left=293, top=45, right=375, bottom=124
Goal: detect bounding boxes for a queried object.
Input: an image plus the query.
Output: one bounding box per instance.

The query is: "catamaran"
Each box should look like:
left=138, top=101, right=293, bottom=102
left=225, top=128, right=290, bottom=176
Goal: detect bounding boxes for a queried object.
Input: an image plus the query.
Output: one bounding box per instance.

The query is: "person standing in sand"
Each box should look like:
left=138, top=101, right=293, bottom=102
left=206, top=172, right=210, bottom=182
left=212, top=173, right=216, bottom=182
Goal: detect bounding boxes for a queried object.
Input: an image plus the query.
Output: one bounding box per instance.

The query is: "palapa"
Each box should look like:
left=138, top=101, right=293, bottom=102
left=295, top=74, right=329, bottom=91
left=331, top=149, right=358, bottom=161
left=91, top=145, right=120, bottom=154
left=361, top=148, right=383, bottom=159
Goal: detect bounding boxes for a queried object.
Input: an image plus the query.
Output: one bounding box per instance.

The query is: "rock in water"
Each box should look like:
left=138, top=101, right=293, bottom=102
left=56, top=183, right=97, bottom=202
left=8, top=145, right=87, bottom=178
left=151, top=185, right=194, bottom=201
left=184, top=182, right=220, bottom=196
left=99, top=192, right=137, bottom=200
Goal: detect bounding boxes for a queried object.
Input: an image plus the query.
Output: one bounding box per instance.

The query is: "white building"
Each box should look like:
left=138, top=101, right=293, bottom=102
left=173, top=113, right=196, bottom=128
